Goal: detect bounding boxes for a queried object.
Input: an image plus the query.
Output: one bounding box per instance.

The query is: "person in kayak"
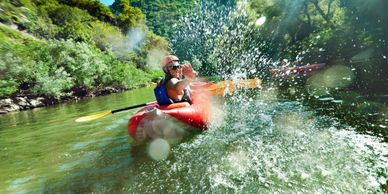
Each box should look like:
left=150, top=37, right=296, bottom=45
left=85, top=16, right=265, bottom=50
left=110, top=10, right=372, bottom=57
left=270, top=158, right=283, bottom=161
left=154, top=54, right=198, bottom=105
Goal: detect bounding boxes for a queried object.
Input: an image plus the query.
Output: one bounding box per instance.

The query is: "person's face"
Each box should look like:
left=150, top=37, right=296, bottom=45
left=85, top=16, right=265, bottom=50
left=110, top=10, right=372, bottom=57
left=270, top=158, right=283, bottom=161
left=167, top=61, right=183, bottom=78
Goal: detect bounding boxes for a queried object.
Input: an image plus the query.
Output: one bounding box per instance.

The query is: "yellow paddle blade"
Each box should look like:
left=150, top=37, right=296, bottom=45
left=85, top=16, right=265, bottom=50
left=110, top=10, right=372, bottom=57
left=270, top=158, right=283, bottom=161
left=146, top=83, right=157, bottom=87
left=206, top=79, right=261, bottom=94
left=207, top=86, right=237, bottom=94
left=207, top=80, right=237, bottom=94
left=75, top=111, right=112, bottom=122
left=237, top=79, right=262, bottom=88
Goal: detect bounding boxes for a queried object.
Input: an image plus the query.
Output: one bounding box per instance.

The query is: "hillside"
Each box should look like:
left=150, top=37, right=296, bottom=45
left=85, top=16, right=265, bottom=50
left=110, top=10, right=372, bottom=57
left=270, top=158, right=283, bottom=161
left=0, top=0, right=168, bottom=112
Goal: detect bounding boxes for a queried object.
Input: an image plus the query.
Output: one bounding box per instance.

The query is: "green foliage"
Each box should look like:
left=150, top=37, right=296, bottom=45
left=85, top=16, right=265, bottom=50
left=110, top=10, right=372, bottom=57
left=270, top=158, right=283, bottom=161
left=245, top=0, right=387, bottom=66
left=0, top=38, right=161, bottom=98
left=0, top=24, right=34, bottom=41
left=44, top=40, right=108, bottom=89
left=130, top=0, right=198, bottom=37
left=246, top=0, right=343, bottom=61
left=340, top=0, right=388, bottom=53
left=0, top=0, right=168, bottom=99
left=58, top=0, right=115, bottom=23
left=4, top=0, right=144, bottom=47
left=45, top=5, right=93, bottom=41
left=33, top=67, right=73, bottom=98
left=89, top=21, right=123, bottom=51
left=208, top=9, right=275, bottom=79
left=0, top=0, right=39, bottom=35
left=111, top=0, right=145, bottom=32
left=133, top=30, right=169, bottom=70
left=0, top=80, right=18, bottom=96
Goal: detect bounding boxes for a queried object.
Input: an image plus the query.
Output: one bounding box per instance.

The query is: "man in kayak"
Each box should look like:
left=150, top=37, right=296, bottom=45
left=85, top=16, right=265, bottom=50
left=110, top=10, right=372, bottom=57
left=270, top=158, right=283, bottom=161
left=154, top=54, right=198, bottom=105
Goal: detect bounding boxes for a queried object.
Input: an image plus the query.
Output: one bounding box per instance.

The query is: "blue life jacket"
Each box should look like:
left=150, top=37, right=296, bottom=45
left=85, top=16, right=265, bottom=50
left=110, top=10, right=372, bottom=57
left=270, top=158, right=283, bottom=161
left=154, top=85, right=174, bottom=105
left=154, top=79, right=192, bottom=105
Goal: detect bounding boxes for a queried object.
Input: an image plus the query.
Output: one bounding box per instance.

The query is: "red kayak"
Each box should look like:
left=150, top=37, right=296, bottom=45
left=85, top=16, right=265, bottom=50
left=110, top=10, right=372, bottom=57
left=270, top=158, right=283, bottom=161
left=128, top=83, right=212, bottom=141
left=271, top=63, right=326, bottom=77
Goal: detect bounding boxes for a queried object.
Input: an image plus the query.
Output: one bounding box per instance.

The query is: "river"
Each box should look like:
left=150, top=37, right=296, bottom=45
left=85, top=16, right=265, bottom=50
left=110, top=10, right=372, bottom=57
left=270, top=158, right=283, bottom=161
left=0, top=87, right=387, bottom=193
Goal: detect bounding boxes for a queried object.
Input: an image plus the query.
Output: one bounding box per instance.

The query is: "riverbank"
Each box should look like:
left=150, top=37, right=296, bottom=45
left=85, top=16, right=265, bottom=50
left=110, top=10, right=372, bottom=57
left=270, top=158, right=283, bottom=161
left=0, top=84, right=156, bottom=114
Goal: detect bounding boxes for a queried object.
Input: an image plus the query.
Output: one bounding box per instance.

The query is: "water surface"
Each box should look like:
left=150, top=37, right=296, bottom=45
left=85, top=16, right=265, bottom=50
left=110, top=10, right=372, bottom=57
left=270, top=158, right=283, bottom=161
left=0, top=87, right=387, bottom=193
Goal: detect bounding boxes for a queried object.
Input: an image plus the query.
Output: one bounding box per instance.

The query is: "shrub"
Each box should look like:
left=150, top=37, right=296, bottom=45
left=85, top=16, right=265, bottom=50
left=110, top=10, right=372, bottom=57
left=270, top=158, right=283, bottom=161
left=33, top=67, right=73, bottom=98
left=0, top=80, right=18, bottom=96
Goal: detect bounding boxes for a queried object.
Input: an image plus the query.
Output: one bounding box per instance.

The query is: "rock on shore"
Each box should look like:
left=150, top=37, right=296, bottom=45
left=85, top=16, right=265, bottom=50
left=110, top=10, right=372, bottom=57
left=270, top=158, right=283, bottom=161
left=0, top=97, right=45, bottom=114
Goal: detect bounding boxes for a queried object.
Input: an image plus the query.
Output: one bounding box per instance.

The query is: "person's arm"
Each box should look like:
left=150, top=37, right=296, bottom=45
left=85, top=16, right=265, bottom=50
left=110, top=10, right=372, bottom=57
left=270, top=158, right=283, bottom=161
left=176, top=64, right=197, bottom=90
left=167, top=64, right=198, bottom=97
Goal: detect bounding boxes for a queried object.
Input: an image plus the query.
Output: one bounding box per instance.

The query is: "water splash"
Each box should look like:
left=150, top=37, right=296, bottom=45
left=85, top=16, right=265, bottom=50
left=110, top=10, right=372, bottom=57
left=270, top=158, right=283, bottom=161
left=170, top=1, right=235, bottom=75
left=109, top=27, right=146, bottom=59
left=125, top=92, right=388, bottom=193
left=146, top=49, right=168, bottom=70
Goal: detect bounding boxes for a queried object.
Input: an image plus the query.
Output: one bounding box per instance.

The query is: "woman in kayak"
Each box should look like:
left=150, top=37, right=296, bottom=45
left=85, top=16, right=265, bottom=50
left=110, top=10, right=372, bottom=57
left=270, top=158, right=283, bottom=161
left=154, top=55, right=198, bottom=105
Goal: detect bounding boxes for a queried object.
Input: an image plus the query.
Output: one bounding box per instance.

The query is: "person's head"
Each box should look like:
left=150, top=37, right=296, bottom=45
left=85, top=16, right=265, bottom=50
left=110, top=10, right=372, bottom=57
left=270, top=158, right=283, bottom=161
left=162, top=55, right=182, bottom=78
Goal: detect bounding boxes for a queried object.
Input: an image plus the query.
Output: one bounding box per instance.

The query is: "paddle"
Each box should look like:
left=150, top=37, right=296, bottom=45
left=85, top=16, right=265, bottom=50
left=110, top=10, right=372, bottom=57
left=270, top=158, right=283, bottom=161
left=206, top=78, right=262, bottom=94
left=75, top=79, right=261, bottom=122
left=75, top=103, right=152, bottom=122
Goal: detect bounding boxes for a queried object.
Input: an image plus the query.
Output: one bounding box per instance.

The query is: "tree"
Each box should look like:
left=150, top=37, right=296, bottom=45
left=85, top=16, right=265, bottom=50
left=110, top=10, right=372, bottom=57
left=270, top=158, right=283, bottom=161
left=111, top=0, right=145, bottom=32
left=58, top=0, right=115, bottom=24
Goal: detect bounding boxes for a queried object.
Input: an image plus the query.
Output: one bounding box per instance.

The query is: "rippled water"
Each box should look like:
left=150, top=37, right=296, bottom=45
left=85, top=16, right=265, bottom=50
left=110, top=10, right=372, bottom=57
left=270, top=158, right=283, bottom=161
left=126, top=89, right=388, bottom=193
left=0, top=87, right=387, bottom=193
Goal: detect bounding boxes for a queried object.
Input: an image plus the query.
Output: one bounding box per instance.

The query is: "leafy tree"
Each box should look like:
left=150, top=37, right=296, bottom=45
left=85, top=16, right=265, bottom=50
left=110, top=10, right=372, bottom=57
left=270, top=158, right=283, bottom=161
left=130, top=0, right=198, bottom=37
left=111, top=0, right=145, bottom=32
left=248, top=0, right=344, bottom=61
left=58, top=0, right=115, bottom=24
left=47, top=5, right=94, bottom=41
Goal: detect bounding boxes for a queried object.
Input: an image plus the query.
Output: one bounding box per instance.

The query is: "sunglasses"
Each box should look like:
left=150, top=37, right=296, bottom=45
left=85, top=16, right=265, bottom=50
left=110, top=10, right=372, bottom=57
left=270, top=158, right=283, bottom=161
left=169, top=65, right=182, bottom=70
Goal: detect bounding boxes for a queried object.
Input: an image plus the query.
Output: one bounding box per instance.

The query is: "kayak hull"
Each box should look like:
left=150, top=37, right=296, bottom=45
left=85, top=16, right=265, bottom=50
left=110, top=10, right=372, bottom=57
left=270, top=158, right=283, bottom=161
left=271, top=63, right=326, bottom=78
left=128, top=86, right=211, bottom=141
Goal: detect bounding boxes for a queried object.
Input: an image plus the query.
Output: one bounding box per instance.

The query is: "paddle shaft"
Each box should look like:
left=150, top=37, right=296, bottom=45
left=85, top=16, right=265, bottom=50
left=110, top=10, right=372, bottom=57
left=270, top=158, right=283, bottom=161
left=111, top=103, right=148, bottom=114
left=75, top=79, right=261, bottom=122
left=109, top=79, right=261, bottom=114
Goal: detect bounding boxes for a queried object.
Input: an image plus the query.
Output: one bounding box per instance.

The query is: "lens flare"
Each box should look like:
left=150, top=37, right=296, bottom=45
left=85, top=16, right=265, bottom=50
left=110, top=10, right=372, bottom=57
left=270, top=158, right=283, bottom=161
left=323, top=65, right=355, bottom=88
left=148, top=138, right=170, bottom=161
left=255, top=16, right=266, bottom=26
left=307, top=65, right=355, bottom=96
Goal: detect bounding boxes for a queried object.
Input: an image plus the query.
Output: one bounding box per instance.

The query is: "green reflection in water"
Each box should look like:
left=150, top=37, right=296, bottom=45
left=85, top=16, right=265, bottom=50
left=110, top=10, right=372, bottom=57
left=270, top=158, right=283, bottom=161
left=0, top=88, right=387, bottom=193
left=0, top=87, right=154, bottom=193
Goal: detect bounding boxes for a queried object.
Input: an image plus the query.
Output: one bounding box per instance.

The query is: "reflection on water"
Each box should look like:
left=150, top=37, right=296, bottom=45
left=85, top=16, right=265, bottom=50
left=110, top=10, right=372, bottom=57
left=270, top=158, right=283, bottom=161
left=0, top=87, right=155, bottom=193
left=0, top=88, right=387, bottom=193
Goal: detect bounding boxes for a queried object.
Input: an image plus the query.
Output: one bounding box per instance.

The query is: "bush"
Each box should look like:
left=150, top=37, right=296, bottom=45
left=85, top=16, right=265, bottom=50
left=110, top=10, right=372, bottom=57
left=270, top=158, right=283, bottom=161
left=0, top=80, right=18, bottom=96
left=33, top=67, right=73, bottom=98
left=0, top=38, right=163, bottom=98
